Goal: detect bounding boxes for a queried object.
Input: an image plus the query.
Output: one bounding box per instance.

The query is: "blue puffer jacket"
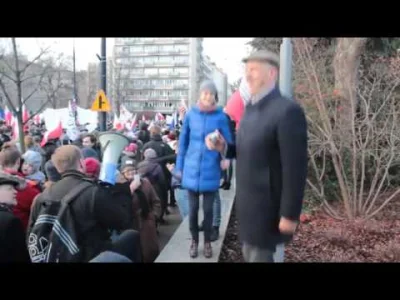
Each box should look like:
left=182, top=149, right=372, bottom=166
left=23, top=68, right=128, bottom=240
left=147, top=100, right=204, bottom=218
left=176, top=105, right=233, bottom=193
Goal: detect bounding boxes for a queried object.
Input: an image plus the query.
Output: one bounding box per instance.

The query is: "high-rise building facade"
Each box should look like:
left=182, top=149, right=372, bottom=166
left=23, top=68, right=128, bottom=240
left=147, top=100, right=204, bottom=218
left=112, top=38, right=203, bottom=115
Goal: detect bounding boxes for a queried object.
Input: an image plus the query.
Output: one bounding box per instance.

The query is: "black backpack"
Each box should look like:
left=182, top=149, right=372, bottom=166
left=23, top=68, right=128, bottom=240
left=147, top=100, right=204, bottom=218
left=27, top=181, right=93, bottom=263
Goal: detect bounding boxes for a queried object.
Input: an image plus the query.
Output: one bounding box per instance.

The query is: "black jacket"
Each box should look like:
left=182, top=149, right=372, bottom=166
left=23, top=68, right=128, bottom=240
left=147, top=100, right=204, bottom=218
left=232, top=88, right=308, bottom=251
left=138, top=130, right=150, bottom=145
left=224, top=113, right=236, bottom=143
left=142, top=134, right=175, bottom=181
left=28, top=171, right=134, bottom=262
left=0, top=205, right=30, bottom=263
left=142, top=134, right=175, bottom=162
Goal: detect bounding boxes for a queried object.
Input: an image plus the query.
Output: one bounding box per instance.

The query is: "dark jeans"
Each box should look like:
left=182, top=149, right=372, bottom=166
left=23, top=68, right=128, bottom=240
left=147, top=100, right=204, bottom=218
left=188, top=191, right=216, bottom=243
left=222, top=163, right=233, bottom=185
left=111, top=229, right=142, bottom=262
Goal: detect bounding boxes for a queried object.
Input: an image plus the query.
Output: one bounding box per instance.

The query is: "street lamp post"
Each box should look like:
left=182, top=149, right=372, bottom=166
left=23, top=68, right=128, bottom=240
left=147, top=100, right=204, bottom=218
left=274, top=38, right=294, bottom=263
left=99, top=38, right=107, bottom=132
left=279, top=38, right=293, bottom=99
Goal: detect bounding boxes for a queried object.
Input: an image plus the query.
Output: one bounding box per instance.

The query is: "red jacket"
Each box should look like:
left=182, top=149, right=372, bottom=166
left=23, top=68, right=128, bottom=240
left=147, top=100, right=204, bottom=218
left=4, top=169, right=41, bottom=231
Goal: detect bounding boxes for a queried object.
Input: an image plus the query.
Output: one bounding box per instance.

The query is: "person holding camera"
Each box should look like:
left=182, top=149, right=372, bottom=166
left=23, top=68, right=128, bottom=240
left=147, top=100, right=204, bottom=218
left=176, top=80, right=233, bottom=259
left=119, top=159, right=161, bottom=262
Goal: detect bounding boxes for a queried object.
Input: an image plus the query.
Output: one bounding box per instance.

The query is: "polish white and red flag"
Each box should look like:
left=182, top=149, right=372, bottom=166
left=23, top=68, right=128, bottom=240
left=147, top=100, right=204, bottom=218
left=4, top=107, right=12, bottom=126
left=22, top=104, right=29, bottom=124
left=178, top=98, right=187, bottom=120
left=155, top=112, right=165, bottom=122
left=113, top=113, right=124, bottom=131
left=128, top=113, right=137, bottom=130
left=41, top=120, right=63, bottom=147
left=33, top=114, right=41, bottom=125
left=11, top=115, right=20, bottom=141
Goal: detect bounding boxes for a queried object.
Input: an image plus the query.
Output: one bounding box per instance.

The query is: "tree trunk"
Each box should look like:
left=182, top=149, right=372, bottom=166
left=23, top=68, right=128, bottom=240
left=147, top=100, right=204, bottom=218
left=333, top=38, right=368, bottom=122
left=11, top=38, right=26, bottom=153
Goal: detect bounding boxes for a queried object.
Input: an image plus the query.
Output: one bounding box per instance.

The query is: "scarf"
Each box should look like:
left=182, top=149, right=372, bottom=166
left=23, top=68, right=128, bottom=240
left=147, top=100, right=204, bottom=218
left=197, top=101, right=217, bottom=113
left=250, top=82, right=277, bottom=105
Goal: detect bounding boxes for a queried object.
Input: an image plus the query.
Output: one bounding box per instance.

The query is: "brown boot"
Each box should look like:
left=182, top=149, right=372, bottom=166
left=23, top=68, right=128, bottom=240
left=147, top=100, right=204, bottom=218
left=204, top=242, right=212, bottom=258
left=190, top=240, right=198, bottom=258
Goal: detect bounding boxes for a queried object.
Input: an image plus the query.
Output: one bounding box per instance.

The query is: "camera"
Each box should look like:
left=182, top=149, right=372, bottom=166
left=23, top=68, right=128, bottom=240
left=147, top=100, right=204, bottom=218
left=209, top=131, right=219, bottom=144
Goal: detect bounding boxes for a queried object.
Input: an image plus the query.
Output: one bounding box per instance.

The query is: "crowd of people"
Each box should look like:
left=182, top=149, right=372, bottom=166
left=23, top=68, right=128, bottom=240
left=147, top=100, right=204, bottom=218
left=0, top=48, right=308, bottom=263
left=0, top=79, right=235, bottom=262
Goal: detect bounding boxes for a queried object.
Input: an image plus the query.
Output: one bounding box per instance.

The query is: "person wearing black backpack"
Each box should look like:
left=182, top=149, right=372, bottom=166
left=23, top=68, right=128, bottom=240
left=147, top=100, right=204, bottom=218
left=27, top=145, right=140, bottom=263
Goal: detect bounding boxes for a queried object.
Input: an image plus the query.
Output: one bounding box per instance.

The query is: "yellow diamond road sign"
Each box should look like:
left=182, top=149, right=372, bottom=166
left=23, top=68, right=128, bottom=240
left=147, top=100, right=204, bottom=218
left=91, top=90, right=111, bottom=112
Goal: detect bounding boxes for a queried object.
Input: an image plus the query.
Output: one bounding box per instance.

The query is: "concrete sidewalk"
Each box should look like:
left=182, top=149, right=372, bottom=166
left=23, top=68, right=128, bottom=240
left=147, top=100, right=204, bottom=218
left=155, top=179, right=236, bottom=263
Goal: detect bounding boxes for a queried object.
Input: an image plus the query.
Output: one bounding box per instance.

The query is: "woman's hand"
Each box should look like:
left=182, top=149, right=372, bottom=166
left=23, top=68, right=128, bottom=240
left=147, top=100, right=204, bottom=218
left=205, top=130, right=226, bottom=153
left=129, top=175, right=141, bottom=193
left=220, top=159, right=230, bottom=170
left=166, top=163, right=175, bottom=173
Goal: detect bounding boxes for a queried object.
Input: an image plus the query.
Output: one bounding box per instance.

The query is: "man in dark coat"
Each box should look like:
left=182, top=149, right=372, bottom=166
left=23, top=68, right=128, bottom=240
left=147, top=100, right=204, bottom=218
left=28, top=145, right=136, bottom=262
left=142, top=125, right=175, bottom=208
left=206, top=50, right=308, bottom=262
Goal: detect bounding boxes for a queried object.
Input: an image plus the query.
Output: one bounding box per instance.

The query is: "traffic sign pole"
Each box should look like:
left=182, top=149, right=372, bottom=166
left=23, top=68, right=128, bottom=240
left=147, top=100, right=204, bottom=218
left=99, top=38, right=107, bottom=132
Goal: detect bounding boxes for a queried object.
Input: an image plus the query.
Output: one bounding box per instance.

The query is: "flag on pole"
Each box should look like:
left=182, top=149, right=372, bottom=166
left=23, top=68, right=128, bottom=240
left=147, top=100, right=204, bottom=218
left=178, top=98, right=187, bottom=121
left=4, top=106, right=12, bottom=125
left=113, top=113, right=124, bottom=131
left=11, top=115, right=19, bottom=141
left=41, top=120, right=63, bottom=147
left=22, top=104, right=29, bottom=124
left=66, top=100, right=80, bottom=141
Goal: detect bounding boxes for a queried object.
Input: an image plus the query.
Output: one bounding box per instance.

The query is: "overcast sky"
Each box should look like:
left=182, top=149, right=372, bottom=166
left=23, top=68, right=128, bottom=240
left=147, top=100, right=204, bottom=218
left=9, top=38, right=253, bottom=84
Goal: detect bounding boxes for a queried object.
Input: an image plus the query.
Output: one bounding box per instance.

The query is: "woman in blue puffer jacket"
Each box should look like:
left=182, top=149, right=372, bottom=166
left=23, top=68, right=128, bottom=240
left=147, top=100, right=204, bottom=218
left=176, top=80, right=232, bottom=259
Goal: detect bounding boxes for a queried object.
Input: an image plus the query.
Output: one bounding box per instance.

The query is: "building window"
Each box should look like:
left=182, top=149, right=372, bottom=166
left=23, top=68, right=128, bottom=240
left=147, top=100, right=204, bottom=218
left=174, top=67, right=189, bottom=75
left=131, top=46, right=143, bottom=53
left=160, top=45, right=173, bottom=52
left=144, top=45, right=158, bottom=53
left=175, top=44, right=189, bottom=52
left=159, top=68, right=172, bottom=75
left=132, top=68, right=144, bottom=75
left=159, top=56, right=173, bottom=64
left=144, top=68, right=158, bottom=75
left=144, top=56, right=155, bottom=63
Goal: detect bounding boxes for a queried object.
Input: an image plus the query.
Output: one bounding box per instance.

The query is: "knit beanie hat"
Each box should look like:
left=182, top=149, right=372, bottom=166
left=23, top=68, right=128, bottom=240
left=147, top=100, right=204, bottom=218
left=120, top=156, right=137, bottom=172
left=200, top=80, right=218, bottom=98
left=124, top=143, right=138, bottom=153
left=84, top=157, right=101, bottom=178
left=44, top=160, right=62, bottom=182
left=22, top=150, right=42, bottom=172
left=144, top=148, right=157, bottom=160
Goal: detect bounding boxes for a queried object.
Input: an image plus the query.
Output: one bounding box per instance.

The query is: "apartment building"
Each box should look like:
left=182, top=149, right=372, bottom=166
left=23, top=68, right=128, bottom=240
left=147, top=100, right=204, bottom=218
left=111, top=38, right=203, bottom=115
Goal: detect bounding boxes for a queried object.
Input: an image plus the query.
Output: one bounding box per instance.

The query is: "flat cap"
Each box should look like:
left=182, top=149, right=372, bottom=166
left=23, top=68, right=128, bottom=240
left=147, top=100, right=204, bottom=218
left=242, top=50, right=280, bottom=67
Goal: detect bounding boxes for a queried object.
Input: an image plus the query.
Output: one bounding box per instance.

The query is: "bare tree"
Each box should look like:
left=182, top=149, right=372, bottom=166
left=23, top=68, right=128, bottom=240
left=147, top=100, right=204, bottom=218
left=0, top=38, right=54, bottom=152
left=294, top=38, right=400, bottom=220
left=39, top=55, right=68, bottom=109
left=112, top=64, right=132, bottom=117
